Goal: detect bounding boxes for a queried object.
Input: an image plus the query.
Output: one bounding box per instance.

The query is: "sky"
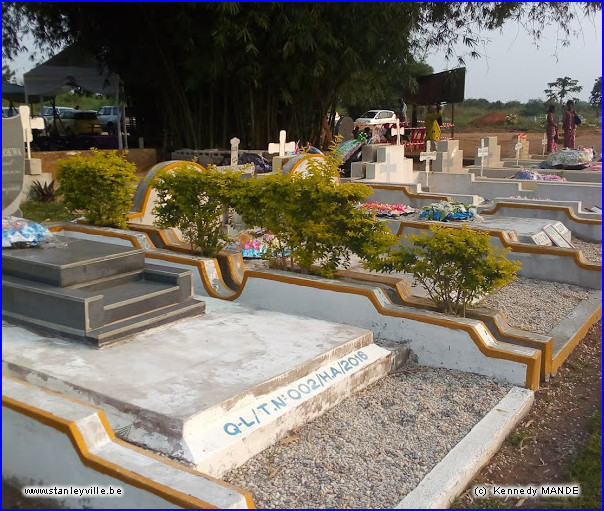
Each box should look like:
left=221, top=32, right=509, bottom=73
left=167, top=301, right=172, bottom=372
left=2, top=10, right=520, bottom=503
left=6, top=10, right=602, bottom=105
left=426, top=12, right=602, bottom=103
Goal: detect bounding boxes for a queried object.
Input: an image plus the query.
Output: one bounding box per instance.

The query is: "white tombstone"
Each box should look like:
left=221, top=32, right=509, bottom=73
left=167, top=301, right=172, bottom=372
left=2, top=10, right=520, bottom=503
left=230, top=137, right=240, bottom=166
left=390, top=120, right=404, bottom=145
left=420, top=141, right=437, bottom=186
left=364, top=145, right=413, bottom=183
left=474, top=136, right=502, bottom=168
left=268, top=130, right=296, bottom=157
left=477, top=139, right=489, bottom=177
left=433, top=140, right=463, bottom=173
left=514, top=135, right=523, bottom=167
left=541, top=133, right=547, bottom=155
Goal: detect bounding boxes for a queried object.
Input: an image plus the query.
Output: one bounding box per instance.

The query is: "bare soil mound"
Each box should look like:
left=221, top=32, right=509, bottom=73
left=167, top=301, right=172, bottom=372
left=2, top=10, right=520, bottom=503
left=468, top=111, right=508, bottom=128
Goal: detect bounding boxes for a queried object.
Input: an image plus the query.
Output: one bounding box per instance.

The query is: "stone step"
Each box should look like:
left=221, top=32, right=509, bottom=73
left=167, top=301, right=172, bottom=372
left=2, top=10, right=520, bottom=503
left=88, top=299, right=206, bottom=347
left=71, top=269, right=145, bottom=292
left=2, top=236, right=145, bottom=287
left=102, top=280, right=183, bottom=324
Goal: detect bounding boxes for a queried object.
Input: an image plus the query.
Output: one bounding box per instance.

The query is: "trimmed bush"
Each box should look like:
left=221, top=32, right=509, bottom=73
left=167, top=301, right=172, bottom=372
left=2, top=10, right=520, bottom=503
left=152, top=163, right=243, bottom=257
left=370, top=224, right=521, bottom=316
left=57, top=150, right=137, bottom=228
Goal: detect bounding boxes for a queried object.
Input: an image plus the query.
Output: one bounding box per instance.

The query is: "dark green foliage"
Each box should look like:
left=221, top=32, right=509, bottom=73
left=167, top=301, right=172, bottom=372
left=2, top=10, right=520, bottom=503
left=28, top=179, right=56, bottom=202
left=56, top=150, right=138, bottom=228
left=4, top=3, right=599, bottom=150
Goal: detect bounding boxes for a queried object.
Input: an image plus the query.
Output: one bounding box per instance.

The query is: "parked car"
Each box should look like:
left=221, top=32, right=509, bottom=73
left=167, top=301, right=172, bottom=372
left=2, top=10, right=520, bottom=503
left=354, top=109, right=398, bottom=129
left=40, top=106, right=74, bottom=125
left=53, top=110, right=102, bottom=136
left=96, top=105, right=122, bottom=134
left=2, top=106, right=19, bottom=117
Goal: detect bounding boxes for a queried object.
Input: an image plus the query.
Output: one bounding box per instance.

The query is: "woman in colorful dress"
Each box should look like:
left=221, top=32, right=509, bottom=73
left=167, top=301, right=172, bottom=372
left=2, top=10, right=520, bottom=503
left=562, top=100, right=576, bottom=149
left=546, top=104, right=558, bottom=153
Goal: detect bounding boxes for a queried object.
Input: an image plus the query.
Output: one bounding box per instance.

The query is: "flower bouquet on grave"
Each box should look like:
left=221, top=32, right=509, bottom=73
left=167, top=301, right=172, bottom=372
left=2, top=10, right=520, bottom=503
left=359, top=201, right=416, bottom=218
left=419, top=201, right=478, bottom=222
left=226, top=228, right=288, bottom=259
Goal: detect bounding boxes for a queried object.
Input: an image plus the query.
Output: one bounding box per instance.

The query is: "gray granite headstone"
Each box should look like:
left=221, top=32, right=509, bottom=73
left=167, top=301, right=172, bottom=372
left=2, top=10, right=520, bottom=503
left=336, top=117, right=355, bottom=141
left=2, top=115, right=25, bottom=216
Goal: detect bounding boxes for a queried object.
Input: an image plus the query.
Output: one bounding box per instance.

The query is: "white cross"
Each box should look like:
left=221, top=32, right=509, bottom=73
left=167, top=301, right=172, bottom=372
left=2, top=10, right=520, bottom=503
left=420, top=140, right=437, bottom=185
left=541, top=133, right=547, bottom=155
left=477, top=138, right=489, bottom=177
left=230, top=137, right=240, bottom=166
left=514, top=135, right=523, bottom=167
left=390, top=120, right=404, bottom=145
left=268, top=130, right=296, bottom=156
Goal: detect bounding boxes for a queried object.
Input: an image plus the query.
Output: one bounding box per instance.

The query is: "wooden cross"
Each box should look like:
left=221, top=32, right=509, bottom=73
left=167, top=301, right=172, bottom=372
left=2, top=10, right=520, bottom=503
left=390, top=120, right=404, bottom=145
left=230, top=137, right=240, bottom=166
left=541, top=133, right=547, bottom=155
left=514, top=135, right=523, bottom=167
left=477, top=138, right=489, bottom=177
left=420, top=140, right=437, bottom=185
left=268, top=130, right=296, bottom=156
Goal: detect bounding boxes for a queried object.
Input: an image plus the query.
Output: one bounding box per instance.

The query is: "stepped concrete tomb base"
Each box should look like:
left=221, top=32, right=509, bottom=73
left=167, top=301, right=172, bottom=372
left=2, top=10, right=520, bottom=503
left=2, top=297, right=392, bottom=477
left=2, top=236, right=206, bottom=347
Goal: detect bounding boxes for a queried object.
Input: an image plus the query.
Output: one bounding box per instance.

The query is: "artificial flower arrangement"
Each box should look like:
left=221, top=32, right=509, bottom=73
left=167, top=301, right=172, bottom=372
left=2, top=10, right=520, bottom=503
left=418, top=201, right=479, bottom=222
left=226, top=228, right=283, bottom=258
left=510, top=169, right=566, bottom=181
left=358, top=202, right=416, bottom=217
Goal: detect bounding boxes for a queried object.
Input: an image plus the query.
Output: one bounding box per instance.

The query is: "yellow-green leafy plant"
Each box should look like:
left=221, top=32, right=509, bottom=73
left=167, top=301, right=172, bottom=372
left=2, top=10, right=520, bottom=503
left=152, top=163, right=243, bottom=257
left=370, top=224, right=521, bottom=316
left=57, top=150, right=137, bottom=228
left=231, top=142, right=396, bottom=277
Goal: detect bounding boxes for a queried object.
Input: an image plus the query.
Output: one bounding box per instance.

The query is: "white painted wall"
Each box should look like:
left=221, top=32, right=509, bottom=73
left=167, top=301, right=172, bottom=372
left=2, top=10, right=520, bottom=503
left=236, top=273, right=536, bottom=387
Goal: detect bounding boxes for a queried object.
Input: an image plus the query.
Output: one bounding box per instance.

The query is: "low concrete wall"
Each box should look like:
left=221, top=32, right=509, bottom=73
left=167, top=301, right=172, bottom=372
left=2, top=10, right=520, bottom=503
left=469, top=166, right=602, bottom=183
left=32, top=149, right=157, bottom=179
left=2, top=376, right=253, bottom=509
left=233, top=271, right=541, bottom=390
left=480, top=202, right=602, bottom=242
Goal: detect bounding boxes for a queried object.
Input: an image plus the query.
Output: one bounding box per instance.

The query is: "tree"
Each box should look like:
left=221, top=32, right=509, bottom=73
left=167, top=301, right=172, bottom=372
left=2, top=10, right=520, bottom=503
left=544, top=76, right=583, bottom=105
left=589, top=76, right=602, bottom=109
left=3, top=3, right=600, bottom=152
left=2, top=62, right=15, bottom=83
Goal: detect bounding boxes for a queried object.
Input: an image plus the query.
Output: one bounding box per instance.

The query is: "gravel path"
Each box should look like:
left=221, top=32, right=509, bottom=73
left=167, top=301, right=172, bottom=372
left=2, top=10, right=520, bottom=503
left=571, top=238, right=602, bottom=263
left=224, top=369, right=511, bottom=509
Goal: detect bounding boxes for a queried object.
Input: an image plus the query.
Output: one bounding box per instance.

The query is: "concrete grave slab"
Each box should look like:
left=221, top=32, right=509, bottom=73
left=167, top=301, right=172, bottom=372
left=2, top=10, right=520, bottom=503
left=2, top=299, right=391, bottom=477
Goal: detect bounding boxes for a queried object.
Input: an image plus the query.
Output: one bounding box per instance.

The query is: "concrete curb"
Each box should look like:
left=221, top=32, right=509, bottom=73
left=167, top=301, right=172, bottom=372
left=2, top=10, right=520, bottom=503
left=396, top=386, right=534, bottom=509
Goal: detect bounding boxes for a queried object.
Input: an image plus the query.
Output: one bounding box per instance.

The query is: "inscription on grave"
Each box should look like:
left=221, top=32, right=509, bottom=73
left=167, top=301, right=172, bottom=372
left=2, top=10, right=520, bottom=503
left=2, top=115, right=25, bottom=215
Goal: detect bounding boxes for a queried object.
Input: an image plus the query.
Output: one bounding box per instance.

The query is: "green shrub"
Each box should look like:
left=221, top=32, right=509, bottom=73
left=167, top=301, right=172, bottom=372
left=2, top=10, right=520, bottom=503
left=152, top=163, right=243, bottom=257
left=370, top=224, right=521, bottom=316
left=20, top=200, right=75, bottom=223
left=232, top=147, right=396, bottom=277
left=28, top=179, right=56, bottom=202
left=56, top=150, right=137, bottom=228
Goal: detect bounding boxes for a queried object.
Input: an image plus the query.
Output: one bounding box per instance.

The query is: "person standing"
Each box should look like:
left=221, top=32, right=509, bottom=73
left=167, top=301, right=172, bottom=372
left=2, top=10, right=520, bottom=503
left=562, top=100, right=576, bottom=149
left=546, top=104, right=558, bottom=153
left=398, top=97, right=408, bottom=125
left=424, top=104, right=441, bottom=150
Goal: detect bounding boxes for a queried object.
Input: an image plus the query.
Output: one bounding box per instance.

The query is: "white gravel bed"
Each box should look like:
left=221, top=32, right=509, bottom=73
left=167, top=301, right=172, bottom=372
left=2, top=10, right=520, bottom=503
left=224, top=369, right=511, bottom=509
left=572, top=238, right=602, bottom=263
left=477, top=277, right=591, bottom=334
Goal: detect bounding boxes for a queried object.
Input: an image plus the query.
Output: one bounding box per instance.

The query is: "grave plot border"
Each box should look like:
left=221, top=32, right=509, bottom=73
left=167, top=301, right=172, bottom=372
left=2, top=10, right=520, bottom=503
left=2, top=375, right=253, bottom=509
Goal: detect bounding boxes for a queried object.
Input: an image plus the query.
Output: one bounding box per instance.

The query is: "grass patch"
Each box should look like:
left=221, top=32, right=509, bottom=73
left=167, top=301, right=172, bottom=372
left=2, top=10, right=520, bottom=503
left=20, top=200, right=75, bottom=224
left=543, top=410, right=602, bottom=509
